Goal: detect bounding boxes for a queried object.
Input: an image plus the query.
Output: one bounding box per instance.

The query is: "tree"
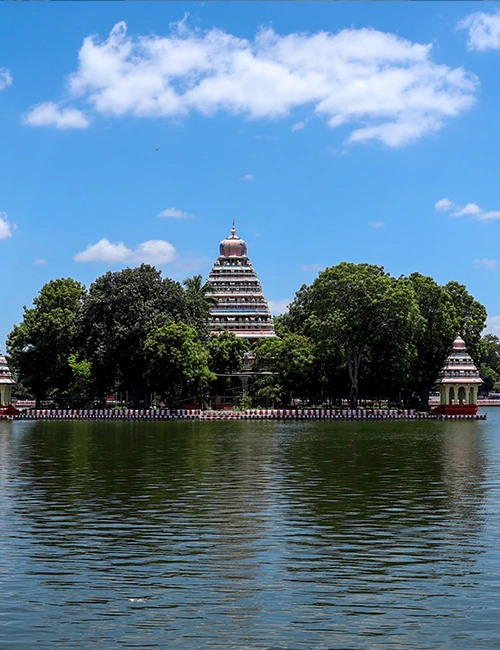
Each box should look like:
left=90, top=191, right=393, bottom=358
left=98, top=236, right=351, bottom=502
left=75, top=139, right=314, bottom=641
left=253, top=333, right=316, bottom=406
left=183, top=274, right=216, bottom=338
left=80, top=265, right=190, bottom=406
left=206, top=332, right=248, bottom=374
left=145, top=323, right=215, bottom=407
left=7, top=278, right=86, bottom=407
left=287, top=263, right=421, bottom=408
left=445, top=280, right=487, bottom=360
left=478, top=334, right=500, bottom=393
left=406, top=273, right=460, bottom=409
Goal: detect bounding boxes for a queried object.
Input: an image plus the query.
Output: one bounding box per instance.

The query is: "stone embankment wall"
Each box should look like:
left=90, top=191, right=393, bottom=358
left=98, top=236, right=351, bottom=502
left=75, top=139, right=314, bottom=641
left=5, top=408, right=486, bottom=421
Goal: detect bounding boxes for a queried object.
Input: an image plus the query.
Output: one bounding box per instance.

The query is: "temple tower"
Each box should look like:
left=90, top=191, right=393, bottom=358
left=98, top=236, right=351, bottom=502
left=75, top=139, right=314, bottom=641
left=207, top=223, right=275, bottom=340
left=434, top=335, right=482, bottom=415
left=0, top=352, right=16, bottom=406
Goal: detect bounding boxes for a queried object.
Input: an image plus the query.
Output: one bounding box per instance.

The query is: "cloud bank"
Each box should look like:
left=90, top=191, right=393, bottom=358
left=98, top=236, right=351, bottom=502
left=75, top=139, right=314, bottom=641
left=0, top=212, right=13, bottom=240
left=74, top=238, right=177, bottom=265
left=459, top=12, right=500, bottom=51
left=28, top=21, right=477, bottom=147
left=435, top=198, right=500, bottom=222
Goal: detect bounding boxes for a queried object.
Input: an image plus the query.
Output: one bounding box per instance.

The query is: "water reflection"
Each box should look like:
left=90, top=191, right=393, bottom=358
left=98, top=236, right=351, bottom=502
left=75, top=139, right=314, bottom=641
left=0, top=415, right=497, bottom=649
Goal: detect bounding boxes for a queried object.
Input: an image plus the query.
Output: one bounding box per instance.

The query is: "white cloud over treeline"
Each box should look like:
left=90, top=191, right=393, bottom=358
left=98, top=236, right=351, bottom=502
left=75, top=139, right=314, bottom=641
left=26, top=21, right=477, bottom=145
left=435, top=198, right=500, bottom=222
left=459, top=12, right=500, bottom=51
left=74, top=238, right=177, bottom=265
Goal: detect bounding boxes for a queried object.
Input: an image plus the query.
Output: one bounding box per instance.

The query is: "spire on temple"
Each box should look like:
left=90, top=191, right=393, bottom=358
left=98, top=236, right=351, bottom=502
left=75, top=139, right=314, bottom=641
left=207, top=224, right=276, bottom=340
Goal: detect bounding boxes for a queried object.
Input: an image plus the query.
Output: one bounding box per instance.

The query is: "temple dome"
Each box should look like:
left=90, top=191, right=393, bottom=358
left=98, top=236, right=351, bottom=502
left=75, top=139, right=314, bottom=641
left=219, top=223, right=248, bottom=258
left=453, top=335, right=466, bottom=350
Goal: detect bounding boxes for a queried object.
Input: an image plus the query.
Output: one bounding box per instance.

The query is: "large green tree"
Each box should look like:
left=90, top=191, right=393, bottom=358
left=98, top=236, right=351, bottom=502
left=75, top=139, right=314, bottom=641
left=406, top=273, right=461, bottom=408
left=145, top=323, right=215, bottom=407
left=80, top=265, right=190, bottom=405
left=287, top=263, right=421, bottom=407
left=445, top=280, right=487, bottom=359
left=7, top=278, right=87, bottom=407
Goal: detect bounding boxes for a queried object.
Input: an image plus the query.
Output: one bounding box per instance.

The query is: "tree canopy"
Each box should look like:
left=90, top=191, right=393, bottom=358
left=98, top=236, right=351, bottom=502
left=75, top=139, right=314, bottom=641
left=5, top=262, right=492, bottom=410
left=7, top=278, right=86, bottom=407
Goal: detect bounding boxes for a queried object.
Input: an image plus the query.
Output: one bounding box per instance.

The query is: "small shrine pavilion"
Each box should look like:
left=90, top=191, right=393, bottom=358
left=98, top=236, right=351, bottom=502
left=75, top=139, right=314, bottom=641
left=0, top=351, right=16, bottom=407
left=207, top=222, right=276, bottom=341
left=433, top=335, right=482, bottom=415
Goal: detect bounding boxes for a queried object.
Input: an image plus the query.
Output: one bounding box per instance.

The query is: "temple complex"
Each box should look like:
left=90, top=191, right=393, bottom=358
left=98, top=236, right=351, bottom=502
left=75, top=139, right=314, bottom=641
left=0, top=351, right=16, bottom=406
left=433, top=335, right=482, bottom=415
left=207, top=223, right=275, bottom=341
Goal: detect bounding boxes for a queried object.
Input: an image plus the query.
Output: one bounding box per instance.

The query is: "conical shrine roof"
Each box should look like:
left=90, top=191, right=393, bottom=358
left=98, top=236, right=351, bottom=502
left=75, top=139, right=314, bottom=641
left=0, top=352, right=16, bottom=385
left=435, top=335, right=482, bottom=385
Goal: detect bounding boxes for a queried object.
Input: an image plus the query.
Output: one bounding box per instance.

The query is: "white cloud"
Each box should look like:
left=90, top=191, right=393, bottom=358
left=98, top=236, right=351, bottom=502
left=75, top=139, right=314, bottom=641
left=486, top=315, right=500, bottom=335
left=370, top=220, right=385, bottom=228
left=452, top=202, right=482, bottom=218
left=435, top=198, right=454, bottom=212
left=242, top=174, right=254, bottom=181
left=133, top=240, right=177, bottom=265
left=34, top=258, right=48, bottom=266
left=74, top=237, right=177, bottom=265
left=0, top=68, right=13, bottom=91
left=0, top=212, right=13, bottom=240
left=158, top=207, right=194, bottom=219
left=474, top=257, right=497, bottom=270
left=459, top=12, right=500, bottom=51
left=74, top=238, right=130, bottom=263
left=292, top=121, right=305, bottom=132
left=435, top=198, right=500, bottom=223
left=268, top=298, right=291, bottom=315
left=301, top=264, right=323, bottom=272
left=61, top=21, right=477, bottom=147
left=23, top=102, right=90, bottom=129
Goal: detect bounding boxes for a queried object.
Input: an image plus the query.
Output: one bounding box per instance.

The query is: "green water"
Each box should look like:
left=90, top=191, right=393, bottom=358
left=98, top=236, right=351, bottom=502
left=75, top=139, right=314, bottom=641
left=1, top=412, right=499, bottom=648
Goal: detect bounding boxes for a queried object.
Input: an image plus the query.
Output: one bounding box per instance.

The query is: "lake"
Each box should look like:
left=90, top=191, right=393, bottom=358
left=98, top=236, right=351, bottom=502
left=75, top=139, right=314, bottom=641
left=1, top=410, right=500, bottom=649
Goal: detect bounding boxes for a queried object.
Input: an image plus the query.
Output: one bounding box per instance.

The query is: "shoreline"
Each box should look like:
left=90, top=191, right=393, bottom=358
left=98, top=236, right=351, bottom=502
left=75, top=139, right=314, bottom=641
left=2, top=408, right=487, bottom=421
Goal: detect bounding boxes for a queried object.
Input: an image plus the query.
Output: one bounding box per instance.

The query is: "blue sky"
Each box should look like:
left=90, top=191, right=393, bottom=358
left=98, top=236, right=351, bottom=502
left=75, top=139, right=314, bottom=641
left=1, top=2, right=500, bottom=348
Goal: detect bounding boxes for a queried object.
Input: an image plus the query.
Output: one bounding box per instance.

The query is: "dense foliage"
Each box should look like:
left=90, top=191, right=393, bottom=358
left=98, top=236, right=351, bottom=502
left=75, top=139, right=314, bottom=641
left=5, top=262, right=494, bottom=409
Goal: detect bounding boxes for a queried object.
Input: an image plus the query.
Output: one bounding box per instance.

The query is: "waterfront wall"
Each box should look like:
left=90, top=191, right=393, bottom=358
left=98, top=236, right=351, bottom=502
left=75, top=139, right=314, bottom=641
left=4, top=408, right=486, bottom=421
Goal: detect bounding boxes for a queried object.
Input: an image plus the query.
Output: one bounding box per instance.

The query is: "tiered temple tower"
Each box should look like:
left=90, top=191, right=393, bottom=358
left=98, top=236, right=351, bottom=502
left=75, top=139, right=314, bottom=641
left=434, top=335, right=482, bottom=415
left=207, top=223, right=275, bottom=340
left=0, top=351, right=16, bottom=406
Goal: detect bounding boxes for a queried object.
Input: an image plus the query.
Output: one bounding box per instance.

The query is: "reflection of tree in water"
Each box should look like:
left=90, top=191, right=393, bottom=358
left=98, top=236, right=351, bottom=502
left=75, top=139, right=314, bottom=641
left=276, top=419, right=487, bottom=585
left=2, top=419, right=492, bottom=648
left=5, top=420, right=288, bottom=644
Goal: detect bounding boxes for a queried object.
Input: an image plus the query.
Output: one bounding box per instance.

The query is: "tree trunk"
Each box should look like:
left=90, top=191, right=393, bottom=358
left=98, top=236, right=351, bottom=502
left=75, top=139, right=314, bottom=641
left=348, top=348, right=363, bottom=409
left=420, top=382, right=430, bottom=412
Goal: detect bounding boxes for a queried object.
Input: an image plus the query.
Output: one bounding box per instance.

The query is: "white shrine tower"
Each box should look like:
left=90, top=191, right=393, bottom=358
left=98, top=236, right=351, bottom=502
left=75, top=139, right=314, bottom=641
left=434, top=335, right=482, bottom=415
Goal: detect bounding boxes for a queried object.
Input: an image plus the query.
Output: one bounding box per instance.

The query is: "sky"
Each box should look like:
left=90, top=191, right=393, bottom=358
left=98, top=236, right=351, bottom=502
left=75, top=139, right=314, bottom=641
left=1, top=2, right=500, bottom=349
